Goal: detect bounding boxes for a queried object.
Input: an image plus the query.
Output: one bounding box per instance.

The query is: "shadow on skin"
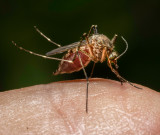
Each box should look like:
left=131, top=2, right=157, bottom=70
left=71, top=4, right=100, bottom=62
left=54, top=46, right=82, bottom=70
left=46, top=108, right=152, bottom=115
left=0, top=78, right=160, bottom=134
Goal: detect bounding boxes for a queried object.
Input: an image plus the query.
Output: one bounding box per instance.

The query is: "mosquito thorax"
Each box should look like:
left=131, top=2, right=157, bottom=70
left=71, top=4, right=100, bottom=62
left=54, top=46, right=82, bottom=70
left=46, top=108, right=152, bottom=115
left=89, top=34, right=112, bottom=48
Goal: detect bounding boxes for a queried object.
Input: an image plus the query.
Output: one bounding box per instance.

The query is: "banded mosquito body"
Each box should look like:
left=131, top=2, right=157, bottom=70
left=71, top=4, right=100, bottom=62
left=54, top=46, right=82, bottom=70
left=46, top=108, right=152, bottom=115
left=12, top=25, right=141, bottom=113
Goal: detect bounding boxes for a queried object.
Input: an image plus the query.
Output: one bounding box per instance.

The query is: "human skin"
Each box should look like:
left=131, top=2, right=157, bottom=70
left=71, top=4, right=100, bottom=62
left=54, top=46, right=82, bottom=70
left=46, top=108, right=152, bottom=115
left=0, top=78, right=160, bottom=135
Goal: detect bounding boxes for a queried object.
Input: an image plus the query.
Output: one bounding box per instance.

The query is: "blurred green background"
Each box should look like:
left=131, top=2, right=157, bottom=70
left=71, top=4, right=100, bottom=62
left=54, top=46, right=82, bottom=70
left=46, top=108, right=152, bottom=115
left=0, top=0, right=159, bottom=91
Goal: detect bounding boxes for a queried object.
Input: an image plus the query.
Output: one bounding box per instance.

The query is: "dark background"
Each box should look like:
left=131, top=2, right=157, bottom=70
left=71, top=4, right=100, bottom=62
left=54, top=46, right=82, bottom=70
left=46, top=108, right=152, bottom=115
left=0, top=0, right=159, bottom=91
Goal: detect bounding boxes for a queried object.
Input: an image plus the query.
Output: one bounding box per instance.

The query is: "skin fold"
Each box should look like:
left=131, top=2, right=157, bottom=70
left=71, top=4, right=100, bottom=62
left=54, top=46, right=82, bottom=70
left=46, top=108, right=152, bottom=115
left=0, top=78, right=160, bottom=135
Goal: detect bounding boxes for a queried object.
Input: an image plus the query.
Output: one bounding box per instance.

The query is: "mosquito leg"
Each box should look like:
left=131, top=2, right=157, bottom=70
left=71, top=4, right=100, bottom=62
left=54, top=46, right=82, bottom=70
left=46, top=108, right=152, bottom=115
left=121, top=81, right=123, bottom=85
left=89, top=62, right=96, bottom=78
left=76, top=36, right=90, bottom=113
left=82, top=33, right=95, bottom=60
left=106, top=51, right=142, bottom=89
left=78, top=48, right=95, bottom=78
left=12, top=41, right=72, bottom=63
left=93, top=25, right=98, bottom=34
left=79, top=49, right=94, bottom=59
left=76, top=49, right=89, bottom=113
left=77, top=32, right=98, bottom=112
left=85, top=25, right=98, bottom=56
left=34, top=26, right=61, bottom=47
left=88, top=25, right=98, bottom=37
left=69, top=50, right=77, bottom=62
left=81, top=29, right=97, bottom=79
left=100, top=47, right=107, bottom=62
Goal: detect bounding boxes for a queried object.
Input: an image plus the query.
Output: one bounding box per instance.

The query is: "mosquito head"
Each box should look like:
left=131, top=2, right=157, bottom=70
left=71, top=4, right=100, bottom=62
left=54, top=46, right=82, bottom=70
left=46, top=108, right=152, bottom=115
left=109, top=51, right=118, bottom=60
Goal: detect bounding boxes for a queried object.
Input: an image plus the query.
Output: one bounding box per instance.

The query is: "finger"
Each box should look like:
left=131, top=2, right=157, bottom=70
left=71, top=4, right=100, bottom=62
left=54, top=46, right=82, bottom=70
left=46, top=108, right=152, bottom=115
left=0, top=78, right=160, bottom=134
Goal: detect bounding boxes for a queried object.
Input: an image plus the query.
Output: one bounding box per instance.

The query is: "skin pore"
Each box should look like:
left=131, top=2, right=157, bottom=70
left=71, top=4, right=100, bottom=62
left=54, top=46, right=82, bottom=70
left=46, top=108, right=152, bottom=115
left=0, top=78, right=160, bottom=135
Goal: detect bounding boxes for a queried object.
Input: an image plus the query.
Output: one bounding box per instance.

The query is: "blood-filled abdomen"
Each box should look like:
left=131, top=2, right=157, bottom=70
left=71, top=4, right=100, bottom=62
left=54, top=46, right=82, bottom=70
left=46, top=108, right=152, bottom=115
left=54, top=51, right=91, bottom=75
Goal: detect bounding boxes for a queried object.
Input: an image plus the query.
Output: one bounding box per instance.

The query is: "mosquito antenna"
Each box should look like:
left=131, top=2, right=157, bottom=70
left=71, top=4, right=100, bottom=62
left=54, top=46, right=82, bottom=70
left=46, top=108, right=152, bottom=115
left=34, top=26, right=61, bottom=47
left=12, top=41, right=72, bottom=63
left=115, top=36, right=128, bottom=60
left=88, top=25, right=98, bottom=37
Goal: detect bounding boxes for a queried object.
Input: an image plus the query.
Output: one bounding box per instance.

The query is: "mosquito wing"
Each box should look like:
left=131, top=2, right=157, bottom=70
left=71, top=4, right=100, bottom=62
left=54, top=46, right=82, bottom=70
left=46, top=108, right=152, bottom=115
left=46, top=40, right=86, bottom=56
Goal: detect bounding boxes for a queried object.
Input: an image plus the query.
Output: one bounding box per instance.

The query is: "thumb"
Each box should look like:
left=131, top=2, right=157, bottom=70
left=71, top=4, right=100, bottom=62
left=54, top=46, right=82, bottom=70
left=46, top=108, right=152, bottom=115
left=0, top=78, right=160, bottom=134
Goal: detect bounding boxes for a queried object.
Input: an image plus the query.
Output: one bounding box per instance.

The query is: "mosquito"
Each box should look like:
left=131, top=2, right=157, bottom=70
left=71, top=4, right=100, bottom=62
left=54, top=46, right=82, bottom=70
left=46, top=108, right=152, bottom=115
left=12, top=25, right=142, bottom=113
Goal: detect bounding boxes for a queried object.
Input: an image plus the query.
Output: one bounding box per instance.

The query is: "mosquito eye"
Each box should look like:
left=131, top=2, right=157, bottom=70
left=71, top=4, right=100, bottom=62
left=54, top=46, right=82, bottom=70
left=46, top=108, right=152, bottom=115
left=109, top=52, right=117, bottom=59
